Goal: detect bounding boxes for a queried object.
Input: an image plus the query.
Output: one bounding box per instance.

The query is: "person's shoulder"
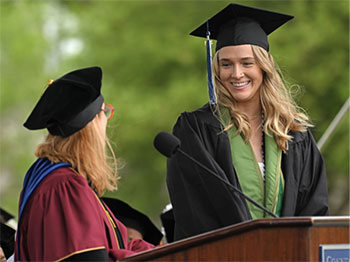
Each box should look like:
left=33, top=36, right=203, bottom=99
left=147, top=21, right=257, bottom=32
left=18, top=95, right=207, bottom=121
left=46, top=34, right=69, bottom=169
left=45, top=167, right=82, bottom=180
left=181, top=103, right=212, bottom=116
left=38, top=167, right=89, bottom=192
left=24, top=167, right=93, bottom=213
left=178, top=103, right=221, bottom=128
left=288, top=128, right=315, bottom=145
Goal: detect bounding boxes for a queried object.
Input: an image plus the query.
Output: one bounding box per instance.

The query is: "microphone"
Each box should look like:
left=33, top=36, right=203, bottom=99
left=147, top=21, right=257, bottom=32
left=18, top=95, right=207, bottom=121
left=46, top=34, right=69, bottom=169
left=154, top=131, right=278, bottom=218
left=153, top=131, right=181, bottom=158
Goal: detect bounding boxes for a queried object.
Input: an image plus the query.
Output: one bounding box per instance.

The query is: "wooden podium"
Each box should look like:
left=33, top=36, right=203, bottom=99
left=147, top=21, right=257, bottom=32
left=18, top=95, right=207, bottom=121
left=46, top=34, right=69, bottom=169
left=122, top=217, right=349, bottom=261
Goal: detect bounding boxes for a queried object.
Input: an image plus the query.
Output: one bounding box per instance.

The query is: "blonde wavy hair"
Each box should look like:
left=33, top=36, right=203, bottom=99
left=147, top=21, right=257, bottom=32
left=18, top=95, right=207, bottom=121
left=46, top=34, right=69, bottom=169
left=35, top=117, right=119, bottom=196
left=213, top=45, right=312, bottom=151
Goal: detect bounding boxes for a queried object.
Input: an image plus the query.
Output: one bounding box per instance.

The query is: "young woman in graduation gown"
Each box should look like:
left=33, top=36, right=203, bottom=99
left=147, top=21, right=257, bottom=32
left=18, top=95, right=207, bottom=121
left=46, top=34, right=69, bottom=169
left=15, top=67, right=155, bottom=261
left=166, top=4, right=329, bottom=241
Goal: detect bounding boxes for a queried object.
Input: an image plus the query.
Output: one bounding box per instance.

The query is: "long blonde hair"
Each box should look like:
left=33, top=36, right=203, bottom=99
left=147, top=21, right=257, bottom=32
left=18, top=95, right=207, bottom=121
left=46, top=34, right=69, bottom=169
left=213, top=45, right=312, bottom=151
left=35, top=117, right=119, bottom=196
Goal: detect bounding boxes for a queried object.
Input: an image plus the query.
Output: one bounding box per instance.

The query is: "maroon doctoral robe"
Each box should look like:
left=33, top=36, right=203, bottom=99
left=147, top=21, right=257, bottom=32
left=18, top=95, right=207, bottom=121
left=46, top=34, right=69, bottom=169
left=16, top=167, right=154, bottom=261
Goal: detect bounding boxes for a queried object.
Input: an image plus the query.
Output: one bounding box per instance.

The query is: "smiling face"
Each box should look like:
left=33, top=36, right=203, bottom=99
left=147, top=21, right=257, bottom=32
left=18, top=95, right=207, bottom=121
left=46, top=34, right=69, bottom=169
left=218, top=45, right=263, bottom=107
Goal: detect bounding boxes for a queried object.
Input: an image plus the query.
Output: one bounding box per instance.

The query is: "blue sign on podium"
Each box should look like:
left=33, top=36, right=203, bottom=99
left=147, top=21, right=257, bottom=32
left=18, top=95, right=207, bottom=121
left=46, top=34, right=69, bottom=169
left=319, top=244, right=350, bottom=262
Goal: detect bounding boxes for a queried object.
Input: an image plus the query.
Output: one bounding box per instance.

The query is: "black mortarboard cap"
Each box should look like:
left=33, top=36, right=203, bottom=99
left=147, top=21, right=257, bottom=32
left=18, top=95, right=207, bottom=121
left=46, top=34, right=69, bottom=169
left=0, top=208, right=17, bottom=231
left=24, top=66, right=104, bottom=137
left=0, top=208, right=14, bottom=223
left=190, top=3, right=294, bottom=52
left=102, top=197, right=163, bottom=246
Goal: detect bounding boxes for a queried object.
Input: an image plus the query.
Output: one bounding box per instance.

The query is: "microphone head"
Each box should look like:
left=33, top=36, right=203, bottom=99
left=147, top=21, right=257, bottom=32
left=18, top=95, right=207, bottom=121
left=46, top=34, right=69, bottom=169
left=153, top=132, right=181, bottom=158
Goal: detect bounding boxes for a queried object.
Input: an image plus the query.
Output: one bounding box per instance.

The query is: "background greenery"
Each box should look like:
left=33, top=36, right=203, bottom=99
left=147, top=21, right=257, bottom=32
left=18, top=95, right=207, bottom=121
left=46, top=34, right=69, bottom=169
left=1, top=0, right=349, bottom=233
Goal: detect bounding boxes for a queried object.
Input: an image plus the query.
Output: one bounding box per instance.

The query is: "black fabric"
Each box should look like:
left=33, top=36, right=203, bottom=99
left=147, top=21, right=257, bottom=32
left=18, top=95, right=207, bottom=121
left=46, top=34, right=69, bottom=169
left=160, top=208, right=175, bottom=243
left=166, top=103, right=329, bottom=241
left=63, top=248, right=109, bottom=261
left=24, top=66, right=104, bottom=137
left=190, top=3, right=293, bottom=52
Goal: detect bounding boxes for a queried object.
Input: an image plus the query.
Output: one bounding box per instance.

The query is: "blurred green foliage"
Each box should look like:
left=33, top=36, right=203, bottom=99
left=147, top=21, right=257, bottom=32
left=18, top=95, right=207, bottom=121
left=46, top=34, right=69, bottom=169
left=0, top=0, right=349, bottom=228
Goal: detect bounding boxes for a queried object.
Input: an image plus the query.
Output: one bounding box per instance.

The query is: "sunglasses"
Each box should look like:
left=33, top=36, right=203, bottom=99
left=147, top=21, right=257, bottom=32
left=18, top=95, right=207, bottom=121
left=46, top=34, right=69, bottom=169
left=102, top=104, right=115, bottom=121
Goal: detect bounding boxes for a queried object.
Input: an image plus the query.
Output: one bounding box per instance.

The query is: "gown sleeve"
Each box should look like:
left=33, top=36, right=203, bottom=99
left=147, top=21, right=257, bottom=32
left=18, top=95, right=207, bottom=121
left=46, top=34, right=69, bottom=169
left=167, top=109, right=251, bottom=241
left=281, top=129, right=329, bottom=216
left=107, top=208, right=156, bottom=261
left=108, top=239, right=155, bottom=261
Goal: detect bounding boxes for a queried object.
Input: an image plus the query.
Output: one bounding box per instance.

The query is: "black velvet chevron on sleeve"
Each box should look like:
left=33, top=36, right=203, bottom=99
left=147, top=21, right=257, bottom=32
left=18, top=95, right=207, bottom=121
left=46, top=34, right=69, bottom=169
left=63, top=248, right=109, bottom=261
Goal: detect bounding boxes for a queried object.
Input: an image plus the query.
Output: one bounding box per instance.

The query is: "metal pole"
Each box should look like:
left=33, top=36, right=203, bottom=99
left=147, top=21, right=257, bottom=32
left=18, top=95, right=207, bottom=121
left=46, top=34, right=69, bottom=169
left=317, top=97, right=350, bottom=152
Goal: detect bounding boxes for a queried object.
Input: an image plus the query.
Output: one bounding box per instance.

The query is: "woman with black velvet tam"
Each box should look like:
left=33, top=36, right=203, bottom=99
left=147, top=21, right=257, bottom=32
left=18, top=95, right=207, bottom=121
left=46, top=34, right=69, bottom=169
left=166, top=3, right=329, bottom=241
left=15, top=67, right=155, bottom=261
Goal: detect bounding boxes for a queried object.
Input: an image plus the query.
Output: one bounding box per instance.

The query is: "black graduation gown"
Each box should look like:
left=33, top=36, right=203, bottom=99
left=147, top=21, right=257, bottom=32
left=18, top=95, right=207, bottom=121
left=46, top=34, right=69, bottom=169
left=166, top=103, right=329, bottom=241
